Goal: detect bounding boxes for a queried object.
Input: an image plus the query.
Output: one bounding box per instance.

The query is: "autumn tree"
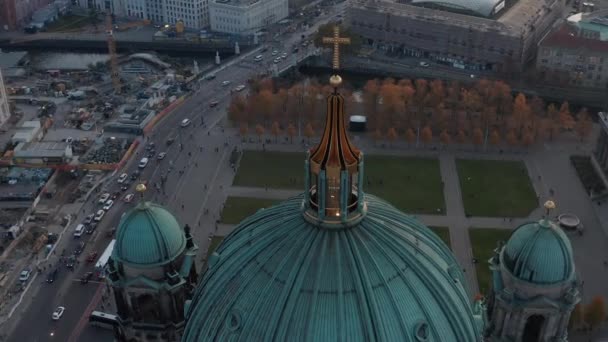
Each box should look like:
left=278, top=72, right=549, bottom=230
left=287, top=123, right=296, bottom=144
left=439, top=129, right=451, bottom=146
left=456, top=130, right=467, bottom=144
left=227, top=95, right=247, bottom=124
left=405, top=128, right=416, bottom=146
left=239, top=122, right=249, bottom=141
left=512, top=93, right=531, bottom=137
left=522, top=130, right=535, bottom=147
left=255, top=124, right=265, bottom=142
left=559, top=101, right=575, bottom=131
left=421, top=126, right=433, bottom=146
left=546, top=103, right=560, bottom=141
left=387, top=127, right=398, bottom=146
left=506, top=129, right=518, bottom=147
left=472, top=127, right=484, bottom=147
left=271, top=121, right=281, bottom=143
left=575, top=108, right=593, bottom=142
left=304, top=122, right=314, bottom=144
left=489, top=130, right=501, bottom=146
left=379, top=79, right=402, bottom=128
left=363, top=80, right=380, bottom=127
left=584, top=296, right=606, bottom=331
left=372, top=128, right=383, bottom=145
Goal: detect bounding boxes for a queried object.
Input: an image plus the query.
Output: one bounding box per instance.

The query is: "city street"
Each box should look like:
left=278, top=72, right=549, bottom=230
left=3, top=2, right=350, bottom=341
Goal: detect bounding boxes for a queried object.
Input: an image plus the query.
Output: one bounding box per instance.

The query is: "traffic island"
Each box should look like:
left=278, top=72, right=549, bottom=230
left=457, top=159, right=537, bottom=217
left=469, top=228, right=513, bottom=294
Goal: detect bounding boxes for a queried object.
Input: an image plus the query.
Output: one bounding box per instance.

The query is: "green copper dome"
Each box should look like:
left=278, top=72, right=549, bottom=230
left=113, top=201, right=186, bottom=268
left=502, top=219, right=575, bottom=285
left=182, top=194, right=483, bottom=341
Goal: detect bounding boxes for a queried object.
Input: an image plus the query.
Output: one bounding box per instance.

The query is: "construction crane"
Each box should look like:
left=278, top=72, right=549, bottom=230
left=106, top=11, right=121, bottom=94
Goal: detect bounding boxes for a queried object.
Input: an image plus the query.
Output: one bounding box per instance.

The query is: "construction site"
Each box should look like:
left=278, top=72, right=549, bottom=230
left=0, top=10, right=210, bottom=298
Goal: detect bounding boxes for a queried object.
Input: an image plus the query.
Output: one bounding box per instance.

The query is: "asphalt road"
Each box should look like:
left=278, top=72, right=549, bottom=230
left=5, top=3, right=347, bottom=341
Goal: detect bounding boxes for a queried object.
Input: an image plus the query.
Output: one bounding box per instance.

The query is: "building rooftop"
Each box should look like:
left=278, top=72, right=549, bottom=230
left=211, top=0, right=261, bottom=7
left=411, top=0, right=504, bottom=18
left=13, top=141, right=71, bottom=159
left=540, top=22, right=608, bottom=53
left=0, top=51, right=28, bottom=69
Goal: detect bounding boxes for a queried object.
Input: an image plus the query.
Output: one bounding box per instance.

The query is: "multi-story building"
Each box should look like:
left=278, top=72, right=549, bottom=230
left=348, top=0, right=564, bottom=72
left=537, top=11, right=608, bottom=89
left=209, top=0, right=288, bottom=34
left=0, top=67, right=10, bottom=127
left=0, top=0, right=52, bottom=30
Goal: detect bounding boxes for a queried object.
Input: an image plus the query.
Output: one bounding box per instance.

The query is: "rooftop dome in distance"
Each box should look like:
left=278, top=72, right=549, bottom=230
left=113, top=200, right=186, bottom=268
left=502, top=212, right=575, bottom=285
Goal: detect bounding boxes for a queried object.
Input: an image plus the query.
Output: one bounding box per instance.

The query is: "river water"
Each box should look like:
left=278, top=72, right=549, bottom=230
left=29, top=52, right=111, bottom=70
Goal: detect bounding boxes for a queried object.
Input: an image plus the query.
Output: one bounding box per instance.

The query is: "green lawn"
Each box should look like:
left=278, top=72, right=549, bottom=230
left=46, top=14, right=90, bottom=32
left=232, top=151, right=307, bottom=189
left=469, top=228, right=513, bottom=294
left=220, top=196, right=279, bottom=224
left=457, top=159, right=537, bottom=217
left=233, top=151, right=445, bottom=214
left=429, top=226, right=451, bottom=248
left=206, top=236, right=225, bottom=260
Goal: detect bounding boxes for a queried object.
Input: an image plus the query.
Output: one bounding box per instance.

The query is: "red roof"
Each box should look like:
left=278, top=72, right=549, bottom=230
left=540, top=23, right=608, bottom=53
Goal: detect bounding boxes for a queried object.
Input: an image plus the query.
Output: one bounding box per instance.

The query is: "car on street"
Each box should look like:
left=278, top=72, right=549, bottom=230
left=85, top=222, right=97, bottom=234
left=98, top=193, right=110, bottom=204
left=271, top=49, right=279, bottom=56
left=111, top=191, right=120, bottom=200
left=86, top=251, right=98, bottom=263
left=254, top=55, right=263, bottom=62
left=19, top=269, right=31, bottom=282
left=146, top=142, right=155, bottom=150
left=121, top=183, right=129, bottom=191
left=204, top=74, right=216, bottom=80
left=209, top=100, right=219, bottom=107
left=74, top=241, right=85, bottom=255
left=292, top=47, right=299, bottom=53
left=130, top=170, right=140, bottom=180
left=419, top=61, right=430, bottom=67
left=94, top=209, right=105, bottom=222
left=117, top=173, right=128, bottom=184
left=66, top=256, right=75, bottom=269
left=147, top=150, right=155, bottom=158
left=138, top=157, right=149, bottom=169
left=80, top=272, right=93, bottom=284
left=52, top=306, right=65, bottom=320
left=181, top=118, right=191, bottom=127
left=46, top=268, right=58, bottom=283
left=234, top=85, right=246, bottom=92
left=124, top=193, right=134, bottom=203
left=84, top=214, right=95, bottom=225
left=166, top=136, right=176, bottom=145
left=280, top=52, right=288, bottom=59
left=221, top=81, right=231, bottom=87
left=157, top=152, right=166, bottom=160
left=274, top=57, right=281, bottom=64
left=103, top=200, right=114, bottom=211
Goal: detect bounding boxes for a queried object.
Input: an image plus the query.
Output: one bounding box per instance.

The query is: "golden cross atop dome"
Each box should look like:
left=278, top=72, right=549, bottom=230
left=322, top=26, right=350, bottom=72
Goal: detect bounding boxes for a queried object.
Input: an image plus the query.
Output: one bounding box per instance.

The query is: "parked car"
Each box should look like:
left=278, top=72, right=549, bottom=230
left=84, top=214, right=95, bottom=225
left=166, top=136, right=176, bottom=145
left=111, top=191, right=120, bottom=200
left=221, top=80, right=231, bottom=87
left=419, top=61, right=430, bottom=67
left=274, top=57, right=281, bottom=64
left=209, top=100, right=219, bottom=107
left=117, top=173, right=128, bottom=184
left=98, top=193, right=110, bottom=204
left=234, top=85, right=246, bottom=92
left=157, top=152, right=167, bottom=160
left=19, top=269, right=31, bottom=282
left=85, top=222, right=97, bottom=234
left=204, top=74, right=216, bottom=80
left=123, top=193, right=135, bottom=203
left=180, top=118, right=191, bottom=127
left=74, top=241, right=85, bottom=255
left=271, top=49, right=279, bottom=56
left=130, top=170, right=140, bottom=180
left=86, top=251, right=98, bottom=263
left=52, top=306, right=65, bottom=320
left=103, top=200, right=114, bottom=211
left=94, top=209, right=105, bottom=222
left=138, top=157, right=149, bottom=169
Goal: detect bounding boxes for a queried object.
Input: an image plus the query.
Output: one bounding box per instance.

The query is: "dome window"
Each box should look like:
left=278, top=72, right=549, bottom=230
left=414, top=321, right=430, bottom=341
left=227, top=310, right=242, bottom=332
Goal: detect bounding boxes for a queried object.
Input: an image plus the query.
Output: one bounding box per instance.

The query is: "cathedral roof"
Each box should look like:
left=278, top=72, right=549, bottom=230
left=502, top=219, right=575, bottom=285
left=182, top=194, right=483, bottom=341
left=113, top=201, right=186, bottom=268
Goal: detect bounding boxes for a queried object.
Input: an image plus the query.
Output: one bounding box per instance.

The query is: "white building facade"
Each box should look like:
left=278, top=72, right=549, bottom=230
left=209, top=0, right=288, bottom=34
left=0, top=68, right=11, bottom=128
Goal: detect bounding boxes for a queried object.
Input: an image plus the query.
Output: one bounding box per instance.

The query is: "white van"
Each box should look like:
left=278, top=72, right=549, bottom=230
left=74, top=224, right=85, bottom=237
left=138, top=157, right=149, bottom=169
left=254, top=55, right=263, bottom=62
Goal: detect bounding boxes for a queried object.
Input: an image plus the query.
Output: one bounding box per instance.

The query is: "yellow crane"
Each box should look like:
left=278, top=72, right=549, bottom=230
left=106, top=11, right=121, bottom=94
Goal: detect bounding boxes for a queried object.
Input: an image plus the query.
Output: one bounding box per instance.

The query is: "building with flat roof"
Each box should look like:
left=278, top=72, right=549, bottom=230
left=348, top=0, right=564, bottom=72
left=209, top=0, right=288, bottom=34
left=13, top=141, right=73, bottom=165
left=537, top=10, right=608, bottom=89
left=12, top=121, right=43, bottom=144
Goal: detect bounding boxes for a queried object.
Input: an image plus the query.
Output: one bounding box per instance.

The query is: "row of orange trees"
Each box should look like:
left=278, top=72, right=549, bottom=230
left=228, top=77, right=594, bottom=147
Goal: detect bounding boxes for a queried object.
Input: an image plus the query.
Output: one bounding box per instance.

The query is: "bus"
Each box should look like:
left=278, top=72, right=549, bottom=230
left=95, top=239, right=116, bottom=279
left=89, top=311, right=118, bottom=329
